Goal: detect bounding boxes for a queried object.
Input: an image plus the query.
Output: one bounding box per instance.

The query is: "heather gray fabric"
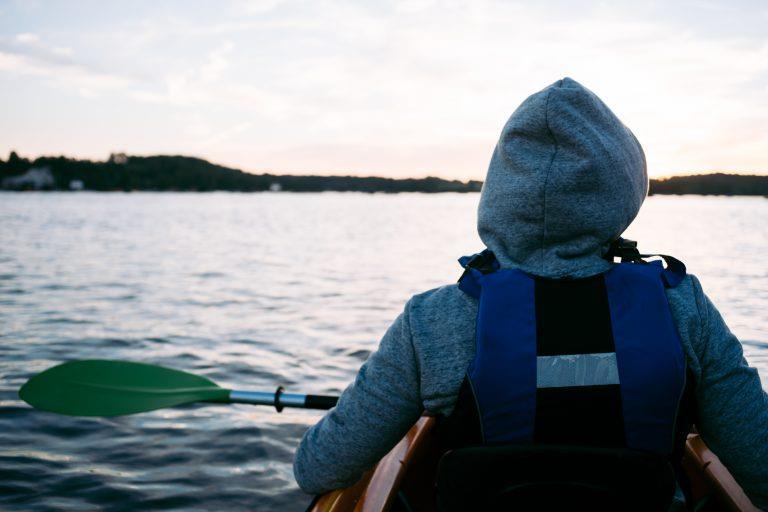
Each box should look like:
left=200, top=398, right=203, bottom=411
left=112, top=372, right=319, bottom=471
left=293, top=78, right=768, bottom=508
left=478, top=77, right=647, bottom=278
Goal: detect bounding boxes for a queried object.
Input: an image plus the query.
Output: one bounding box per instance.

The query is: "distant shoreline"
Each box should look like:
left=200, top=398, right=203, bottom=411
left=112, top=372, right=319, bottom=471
left=2, top=152, right=767, bottom=196
left=3, top=191, right=766, bottom=199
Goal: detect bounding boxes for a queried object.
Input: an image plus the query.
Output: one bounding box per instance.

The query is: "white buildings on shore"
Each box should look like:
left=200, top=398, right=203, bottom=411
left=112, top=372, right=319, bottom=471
left=1, top=167, right=54, bottom=190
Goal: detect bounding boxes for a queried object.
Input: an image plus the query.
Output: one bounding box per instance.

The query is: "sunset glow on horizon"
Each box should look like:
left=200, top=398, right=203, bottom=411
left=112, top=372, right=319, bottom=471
left=1, top=1, right=767, bottom=179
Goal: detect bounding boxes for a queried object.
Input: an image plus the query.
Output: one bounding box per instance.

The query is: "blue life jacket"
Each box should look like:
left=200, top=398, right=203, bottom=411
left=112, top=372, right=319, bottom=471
left=448, top=247, right=689, bottom=456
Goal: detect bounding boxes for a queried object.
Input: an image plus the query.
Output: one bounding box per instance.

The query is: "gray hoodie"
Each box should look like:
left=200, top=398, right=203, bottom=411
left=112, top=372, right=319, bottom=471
left=293, top=78, right=768, bottom=508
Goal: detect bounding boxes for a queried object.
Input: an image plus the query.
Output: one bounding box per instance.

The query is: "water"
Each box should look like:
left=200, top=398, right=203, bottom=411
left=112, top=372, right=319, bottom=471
left=1, top=192, right=766, bottom=511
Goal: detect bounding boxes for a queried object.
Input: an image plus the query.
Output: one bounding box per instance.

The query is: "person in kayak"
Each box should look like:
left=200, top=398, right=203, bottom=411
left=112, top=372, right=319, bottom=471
left=293, top=78, right=768, bottom=508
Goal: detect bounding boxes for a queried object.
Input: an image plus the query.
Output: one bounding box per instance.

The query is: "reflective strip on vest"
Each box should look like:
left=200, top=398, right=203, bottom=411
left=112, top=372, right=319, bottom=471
left=536, top=353, right=620, bottom=388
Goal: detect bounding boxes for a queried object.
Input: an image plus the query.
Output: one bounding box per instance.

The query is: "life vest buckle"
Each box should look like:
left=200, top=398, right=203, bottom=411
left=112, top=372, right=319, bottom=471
left=604, top=237, right=643, bottom=263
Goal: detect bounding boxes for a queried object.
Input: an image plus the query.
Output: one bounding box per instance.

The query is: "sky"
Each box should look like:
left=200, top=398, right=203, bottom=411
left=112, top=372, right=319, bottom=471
left=0, top=0, right=767, bottom=179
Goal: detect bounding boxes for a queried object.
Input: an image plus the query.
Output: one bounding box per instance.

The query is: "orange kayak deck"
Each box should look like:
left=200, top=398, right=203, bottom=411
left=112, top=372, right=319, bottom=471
left=311, top=416, right=759, bottom=512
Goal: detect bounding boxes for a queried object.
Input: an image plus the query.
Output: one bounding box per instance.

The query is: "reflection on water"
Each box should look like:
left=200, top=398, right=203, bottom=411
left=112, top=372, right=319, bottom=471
left=0, top=192, right=766, bottom=510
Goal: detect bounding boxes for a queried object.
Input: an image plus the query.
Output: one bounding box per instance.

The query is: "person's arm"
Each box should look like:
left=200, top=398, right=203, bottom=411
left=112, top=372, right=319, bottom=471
left=293, top=302, right=423, bottom=495
left=687, top=277, right=768, bottom=509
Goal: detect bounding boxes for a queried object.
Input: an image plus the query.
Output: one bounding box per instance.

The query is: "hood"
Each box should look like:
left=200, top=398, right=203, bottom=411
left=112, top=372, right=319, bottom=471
left=477, top=77, right=647, bottom=279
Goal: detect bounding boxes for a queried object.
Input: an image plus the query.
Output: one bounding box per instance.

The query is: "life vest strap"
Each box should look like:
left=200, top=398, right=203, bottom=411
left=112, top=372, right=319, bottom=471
left=458, top=239, right=687, bottom=294
left=604, top=237, right=686, bottom=288
left=457, top=249, right=498, bottom=298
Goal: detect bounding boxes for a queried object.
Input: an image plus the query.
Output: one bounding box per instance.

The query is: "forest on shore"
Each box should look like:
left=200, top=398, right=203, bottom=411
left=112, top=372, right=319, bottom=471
left=1, top=152, right=766, bottom=195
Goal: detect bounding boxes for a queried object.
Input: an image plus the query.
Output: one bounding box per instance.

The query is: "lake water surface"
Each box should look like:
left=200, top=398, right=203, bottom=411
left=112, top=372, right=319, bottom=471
left=1, top=192, right=766, bottom=511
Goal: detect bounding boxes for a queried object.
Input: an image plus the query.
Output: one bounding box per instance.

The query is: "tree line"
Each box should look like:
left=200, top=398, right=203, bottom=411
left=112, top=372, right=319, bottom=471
left=1, top=152, right=766, bottom=195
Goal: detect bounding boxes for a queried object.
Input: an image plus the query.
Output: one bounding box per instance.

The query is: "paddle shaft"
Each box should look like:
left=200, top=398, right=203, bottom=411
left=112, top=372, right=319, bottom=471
left=228, top=387, right=338, bottom=412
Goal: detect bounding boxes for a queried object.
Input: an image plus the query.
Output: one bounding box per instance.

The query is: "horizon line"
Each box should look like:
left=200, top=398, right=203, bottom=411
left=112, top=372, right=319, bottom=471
left=3, top=150, right=767, bottom=181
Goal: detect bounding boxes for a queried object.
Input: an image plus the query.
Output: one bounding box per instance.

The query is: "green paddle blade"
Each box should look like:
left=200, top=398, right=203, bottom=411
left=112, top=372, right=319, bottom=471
left=19, top=360, right=231, bottom=417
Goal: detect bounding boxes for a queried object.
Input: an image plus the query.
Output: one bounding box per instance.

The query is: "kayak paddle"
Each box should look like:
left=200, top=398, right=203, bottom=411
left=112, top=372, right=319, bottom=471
left=18, top=359, right=338, bottom=417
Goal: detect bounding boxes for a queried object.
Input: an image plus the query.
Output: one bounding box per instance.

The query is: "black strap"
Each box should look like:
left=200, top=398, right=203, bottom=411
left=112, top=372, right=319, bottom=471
left=604, top=238, right=686, bottom=287
left=604, top=238, right=643, bottom=263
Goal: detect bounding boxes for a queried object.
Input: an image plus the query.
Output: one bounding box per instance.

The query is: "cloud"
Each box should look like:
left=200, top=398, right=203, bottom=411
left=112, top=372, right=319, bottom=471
left=199, top=41, right=235, bottom=82
left=199, top=121, right=253, bottom=148
left=232, top=0, right=286, bottom=15
left=16, top=32, right=39, bottom=44
left=0, top=33, right=129, bottom=95
left=0, top=50, right=129, bottom=95
left=52, top=46, right=73, bottom=57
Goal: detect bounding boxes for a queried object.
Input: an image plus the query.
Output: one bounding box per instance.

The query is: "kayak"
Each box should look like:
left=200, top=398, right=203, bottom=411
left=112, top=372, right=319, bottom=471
left=310, top=416, right=759, bottom=512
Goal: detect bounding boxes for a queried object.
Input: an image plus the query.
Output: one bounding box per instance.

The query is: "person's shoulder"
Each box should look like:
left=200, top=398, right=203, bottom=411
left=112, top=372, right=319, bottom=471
left=403, top=283, right=477, bottom=344
left=407, top=283, right=476, bottom=315
left=404, top=283, right=478, bottom=386
left=665, top=272, right=706, bottom=320
left=665, top=272, right=711, bottom=376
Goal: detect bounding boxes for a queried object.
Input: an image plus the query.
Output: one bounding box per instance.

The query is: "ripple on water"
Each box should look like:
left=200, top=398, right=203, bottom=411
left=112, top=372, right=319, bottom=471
left=1, top=287, right=27, bottom=295
left=35, top=317, right=95, bottom=325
